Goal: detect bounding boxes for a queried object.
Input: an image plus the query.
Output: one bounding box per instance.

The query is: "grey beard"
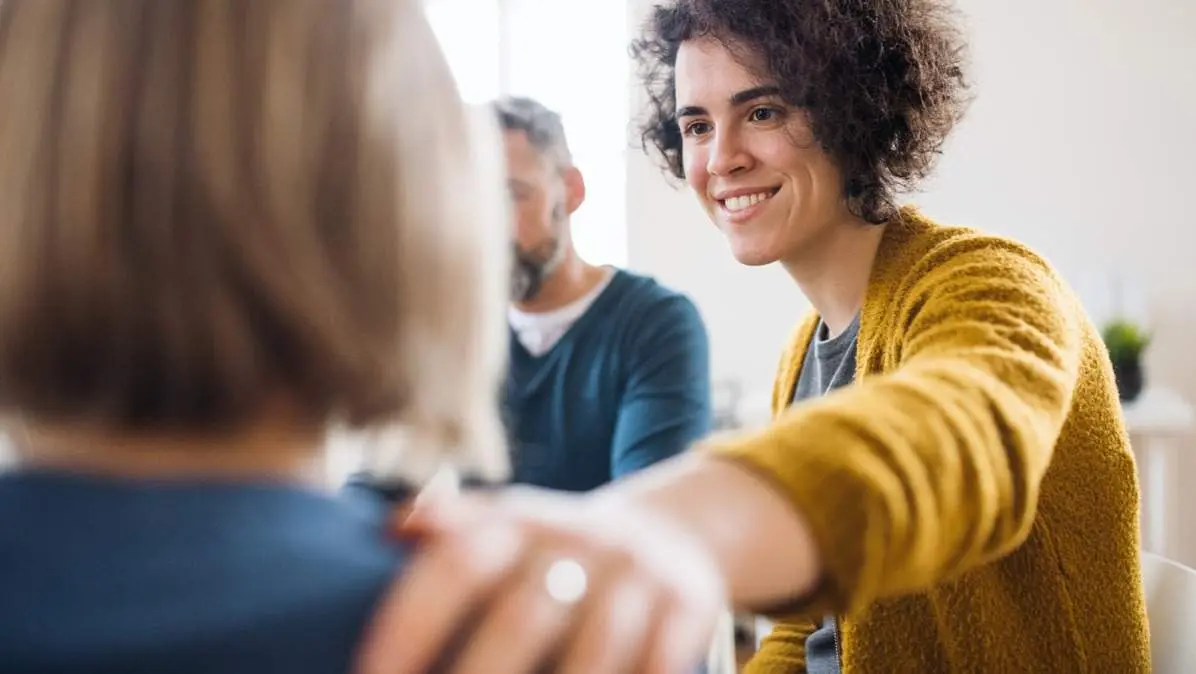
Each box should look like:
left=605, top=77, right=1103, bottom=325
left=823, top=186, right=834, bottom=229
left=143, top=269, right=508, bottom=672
left=510, top=252, right=543, bottom=303
left=511, top=204, right=568, bottom=302
left=511, top=239, right=563, bottom=303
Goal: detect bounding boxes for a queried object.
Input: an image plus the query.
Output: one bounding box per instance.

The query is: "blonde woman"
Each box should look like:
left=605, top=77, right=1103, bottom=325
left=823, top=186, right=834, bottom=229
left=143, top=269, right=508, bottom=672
left=0, top=0, right=524, bottom=670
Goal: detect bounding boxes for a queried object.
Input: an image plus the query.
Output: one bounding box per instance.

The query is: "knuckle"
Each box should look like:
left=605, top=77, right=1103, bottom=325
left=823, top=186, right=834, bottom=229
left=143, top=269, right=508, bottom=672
left=505, top=580, right=548, bottom=621
left=596, top=540, right=638, bottom=574
left=484, top=576, right=561, bottom=641
left=435, top=533, right=494, bottom=580
left=444, top=520, right=525, bottom=578
left=655, top=582, right=690, bottom=614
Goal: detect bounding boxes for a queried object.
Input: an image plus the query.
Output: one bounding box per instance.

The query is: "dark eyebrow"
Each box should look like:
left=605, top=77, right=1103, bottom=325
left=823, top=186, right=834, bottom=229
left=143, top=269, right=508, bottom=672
left=731, top=85, right=782, bottom=106
left=675, top=85, right=783, bottom=119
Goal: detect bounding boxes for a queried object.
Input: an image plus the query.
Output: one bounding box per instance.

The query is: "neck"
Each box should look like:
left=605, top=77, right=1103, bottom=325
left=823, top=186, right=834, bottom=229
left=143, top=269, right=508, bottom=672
left=13, top=417, right=327, bottom=487
left=781, top=215, right=886, bottom=337
left=514, top=246, right=607, bottom=314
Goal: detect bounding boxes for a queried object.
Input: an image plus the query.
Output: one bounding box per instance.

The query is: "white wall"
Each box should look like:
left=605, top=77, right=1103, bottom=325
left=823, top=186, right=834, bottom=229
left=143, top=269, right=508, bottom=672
left=625, top=0, right=1196, bottom=562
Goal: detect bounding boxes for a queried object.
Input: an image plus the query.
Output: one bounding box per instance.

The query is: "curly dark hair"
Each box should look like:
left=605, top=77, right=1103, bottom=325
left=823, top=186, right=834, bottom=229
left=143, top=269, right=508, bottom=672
left=632, top=0, right=970, bottom=224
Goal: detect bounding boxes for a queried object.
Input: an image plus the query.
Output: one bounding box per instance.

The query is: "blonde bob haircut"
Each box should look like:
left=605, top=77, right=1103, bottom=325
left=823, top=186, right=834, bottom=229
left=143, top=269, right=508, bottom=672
left=0, top=0, right=510, bottom=481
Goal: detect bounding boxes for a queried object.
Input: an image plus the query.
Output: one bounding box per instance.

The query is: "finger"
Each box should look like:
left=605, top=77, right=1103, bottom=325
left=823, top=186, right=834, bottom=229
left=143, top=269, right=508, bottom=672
left=447, top=557, right=581, bottom=674
left=639, top=592, right=719, bottom=674
left=353, top=523, right=523, bottom=674
left=556, top=575, right=656, bottom=674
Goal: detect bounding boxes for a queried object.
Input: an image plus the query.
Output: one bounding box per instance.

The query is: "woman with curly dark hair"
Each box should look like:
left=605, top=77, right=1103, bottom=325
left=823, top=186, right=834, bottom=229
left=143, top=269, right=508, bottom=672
left=355, top=1, right=1149, bottom=672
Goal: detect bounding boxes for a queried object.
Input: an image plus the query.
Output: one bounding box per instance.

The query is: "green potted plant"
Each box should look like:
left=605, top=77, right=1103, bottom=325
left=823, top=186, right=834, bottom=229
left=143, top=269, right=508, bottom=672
left=1101, top=318, right=1151, bottom=402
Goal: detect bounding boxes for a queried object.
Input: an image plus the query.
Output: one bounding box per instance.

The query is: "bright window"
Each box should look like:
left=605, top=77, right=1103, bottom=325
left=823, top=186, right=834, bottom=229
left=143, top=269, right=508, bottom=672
left=503, top=0, right=629, bottom=267
left=427, top=0, right=629, bottom=267
left=425, top=0, right=502, bottom=104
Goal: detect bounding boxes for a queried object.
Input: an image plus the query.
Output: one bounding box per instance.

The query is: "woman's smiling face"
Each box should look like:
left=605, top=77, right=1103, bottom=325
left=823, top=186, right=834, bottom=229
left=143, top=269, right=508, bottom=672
left=674, top=38, right=852, bottom=266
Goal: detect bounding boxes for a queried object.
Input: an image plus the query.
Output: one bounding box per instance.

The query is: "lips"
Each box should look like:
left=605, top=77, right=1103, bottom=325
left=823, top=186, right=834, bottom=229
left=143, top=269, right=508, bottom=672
left=715, top=186, right=781, bottom=222
left=722, top=190, right=775, bottom=212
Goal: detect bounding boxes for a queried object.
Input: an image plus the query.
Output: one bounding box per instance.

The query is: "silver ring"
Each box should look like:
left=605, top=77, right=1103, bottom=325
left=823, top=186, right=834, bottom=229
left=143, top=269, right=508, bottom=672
left=544, top=558, right=588, bottom=606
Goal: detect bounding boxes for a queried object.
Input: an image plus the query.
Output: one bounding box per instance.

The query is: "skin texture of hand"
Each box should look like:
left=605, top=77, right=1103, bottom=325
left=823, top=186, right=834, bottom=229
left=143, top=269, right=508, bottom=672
left=353, top=486, right=727, bottom=674
left=593, top=455, right=821, bottom=610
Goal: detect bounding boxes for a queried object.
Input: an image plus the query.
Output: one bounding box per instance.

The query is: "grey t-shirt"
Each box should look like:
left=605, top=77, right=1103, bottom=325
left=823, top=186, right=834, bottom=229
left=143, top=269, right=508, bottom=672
left=789, top=313, right=860, bottom=674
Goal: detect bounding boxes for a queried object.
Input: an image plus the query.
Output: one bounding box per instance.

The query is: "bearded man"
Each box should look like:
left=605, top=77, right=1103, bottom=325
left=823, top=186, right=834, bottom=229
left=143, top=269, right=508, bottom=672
left=497, top=96, right=712, bottom=491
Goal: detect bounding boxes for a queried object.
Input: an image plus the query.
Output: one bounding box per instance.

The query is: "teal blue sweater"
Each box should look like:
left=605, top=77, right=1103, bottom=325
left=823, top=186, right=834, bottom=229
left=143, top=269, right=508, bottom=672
left=505, top=270, right=711, bottom=491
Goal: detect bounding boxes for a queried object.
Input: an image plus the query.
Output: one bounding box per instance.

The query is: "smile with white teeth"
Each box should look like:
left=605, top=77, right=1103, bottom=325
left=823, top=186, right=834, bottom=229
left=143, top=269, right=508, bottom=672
left=722, top=191, right=775, bottom=212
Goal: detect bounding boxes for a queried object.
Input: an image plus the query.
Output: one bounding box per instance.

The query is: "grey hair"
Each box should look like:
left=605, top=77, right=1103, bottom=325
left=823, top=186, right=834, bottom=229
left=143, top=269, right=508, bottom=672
left=493, top=96, right=573, bottom=168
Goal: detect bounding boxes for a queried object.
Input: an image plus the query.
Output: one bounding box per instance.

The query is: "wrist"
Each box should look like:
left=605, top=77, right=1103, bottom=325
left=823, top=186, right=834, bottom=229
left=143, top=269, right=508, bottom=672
left=594, top=454, right=822, bottom=609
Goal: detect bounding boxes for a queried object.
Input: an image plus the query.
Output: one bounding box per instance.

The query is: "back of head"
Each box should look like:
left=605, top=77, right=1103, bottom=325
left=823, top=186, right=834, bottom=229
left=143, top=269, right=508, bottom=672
left=0, top=0, right=509, bottom=481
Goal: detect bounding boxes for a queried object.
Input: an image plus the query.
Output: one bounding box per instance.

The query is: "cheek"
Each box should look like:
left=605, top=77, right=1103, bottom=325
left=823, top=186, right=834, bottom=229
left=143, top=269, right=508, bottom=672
left=798, top=153, right=845, bottom=213
left=763, top=145, right=834, bottom=202
left=512, top=202, right=538, bottom=238
left=514, top=197, right=556, bottom=241
left=682, top=150, right=709, bottom=199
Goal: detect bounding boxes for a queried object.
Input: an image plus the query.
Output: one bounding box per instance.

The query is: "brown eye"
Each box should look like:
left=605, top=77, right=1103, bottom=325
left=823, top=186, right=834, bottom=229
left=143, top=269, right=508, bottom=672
left=749, top=107, right=779, bottom=122
left=682, top=120, right=712, bottom=137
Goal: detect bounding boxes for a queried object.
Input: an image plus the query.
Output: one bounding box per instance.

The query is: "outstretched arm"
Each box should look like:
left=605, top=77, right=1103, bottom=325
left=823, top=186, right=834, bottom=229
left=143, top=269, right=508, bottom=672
left=606, top=241, right=1084, bottom=615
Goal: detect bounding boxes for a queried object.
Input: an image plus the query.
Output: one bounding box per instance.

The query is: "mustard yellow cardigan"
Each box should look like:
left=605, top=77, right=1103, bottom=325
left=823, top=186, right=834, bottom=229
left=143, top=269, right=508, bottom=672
left=710, top=208, right=1150, bottom=672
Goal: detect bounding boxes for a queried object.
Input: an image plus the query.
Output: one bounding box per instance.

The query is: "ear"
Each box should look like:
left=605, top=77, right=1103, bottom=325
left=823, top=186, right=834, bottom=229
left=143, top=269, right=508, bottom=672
left=562, top=166, right=586, bottom=216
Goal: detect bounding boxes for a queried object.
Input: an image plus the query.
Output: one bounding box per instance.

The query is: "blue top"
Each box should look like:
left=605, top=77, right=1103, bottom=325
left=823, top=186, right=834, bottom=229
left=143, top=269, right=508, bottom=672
left=0, top=471, right=404, bottom=674
left=505, top=269, right=712, bottom=491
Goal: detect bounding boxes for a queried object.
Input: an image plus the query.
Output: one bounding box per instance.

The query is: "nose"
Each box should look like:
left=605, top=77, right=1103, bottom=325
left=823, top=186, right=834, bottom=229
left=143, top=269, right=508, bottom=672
left=706, top=127, right=752, bottom=177
left=513, top=214, right=540, bottom=249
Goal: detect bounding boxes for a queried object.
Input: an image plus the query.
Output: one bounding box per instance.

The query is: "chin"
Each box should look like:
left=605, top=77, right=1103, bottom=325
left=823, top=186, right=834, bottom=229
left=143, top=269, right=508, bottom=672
left=727, top=240, right=780, bottom=267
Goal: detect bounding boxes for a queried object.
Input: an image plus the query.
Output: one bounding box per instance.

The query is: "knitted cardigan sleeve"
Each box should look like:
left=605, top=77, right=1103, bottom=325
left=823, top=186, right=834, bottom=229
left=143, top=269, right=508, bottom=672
left=708, top=235, right=1084, bottom=617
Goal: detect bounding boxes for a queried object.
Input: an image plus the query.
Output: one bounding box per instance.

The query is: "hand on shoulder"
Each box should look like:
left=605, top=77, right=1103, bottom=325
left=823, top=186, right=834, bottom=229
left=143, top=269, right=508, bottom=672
left=354, top=486, right=726, bottom=674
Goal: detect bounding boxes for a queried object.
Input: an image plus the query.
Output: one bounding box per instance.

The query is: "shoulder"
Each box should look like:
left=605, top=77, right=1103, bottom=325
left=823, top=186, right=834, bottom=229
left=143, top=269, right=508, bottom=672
left=859, top=208, right=1085, bottom=358
left=0, top=476, right=408, bottom=671
left=590, top=270, right=708, bottom=376
left=876, top=208, right=1071, bottom=308
left=177, top=490, right=410, bottom=668
left=897, top=209, right=1062, bottom=283
left=605, top=269, right=706, bottom=334
left=863, top=210, right=1085, bottom=365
